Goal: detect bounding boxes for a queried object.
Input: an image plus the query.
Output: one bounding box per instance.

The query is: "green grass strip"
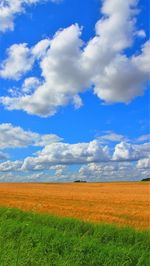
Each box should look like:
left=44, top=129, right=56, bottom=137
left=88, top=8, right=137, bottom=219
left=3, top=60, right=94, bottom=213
left=0, top=207, right=149, bottom=266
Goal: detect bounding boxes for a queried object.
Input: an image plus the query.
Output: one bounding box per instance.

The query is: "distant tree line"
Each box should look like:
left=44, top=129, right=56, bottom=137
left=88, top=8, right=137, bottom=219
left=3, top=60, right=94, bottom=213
left=141, top=178, right=150, bottom=182
left=74, top=180, right=87, bottom=183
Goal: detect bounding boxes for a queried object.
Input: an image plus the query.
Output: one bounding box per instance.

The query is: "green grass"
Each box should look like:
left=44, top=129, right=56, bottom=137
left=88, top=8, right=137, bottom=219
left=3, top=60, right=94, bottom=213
left=0, top=208, right=149, bottom=266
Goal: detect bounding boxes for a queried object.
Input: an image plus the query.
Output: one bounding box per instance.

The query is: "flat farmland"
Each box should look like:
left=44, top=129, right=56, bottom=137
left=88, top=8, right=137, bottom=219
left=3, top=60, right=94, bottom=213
left=0, top=182, right=149, bottom=229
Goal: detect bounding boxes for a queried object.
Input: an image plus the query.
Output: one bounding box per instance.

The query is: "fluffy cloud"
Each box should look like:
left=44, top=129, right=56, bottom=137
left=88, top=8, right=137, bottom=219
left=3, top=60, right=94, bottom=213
left=0, top=0, right=149, bottom=116
left=92, top=52, right=149, bottom=103
left=0, top=135, right=149, bottom=181
left=79, top=161, right=149, bottom=182
left=21, top=77, right=41, bottom=94
left=0, top=159, right=149, bottom=182
left=50, top=165, right=66, bottom=177
left=136, top=134, right=150, bottom=142
left=137, top=157, right=150, bottom=169
left=0, top=123, right=37, bottom=148
left=21, top=140, right=110, bottom=170
left=113, top=142, right=139, bottom=161
left=135, top=142, right=150, bottom=159
left=112, top=142, right=150, bottom=161
left=34, top=134, right=62, bottom=147
left=0, top=160, right=22, bottom=172
left=133, top=41, right=150, bottom=74
left=0, top=170, right=70, bottom=182
left=0, top=25, right=88, bottom=116
left=0, top=123, right=61, bottom=149
left=0, top=44, right=34, bottom=80
left=79, top=138, right=150, bottom=181
left=0, top=39, right=51, bottom=80
left=98, top=132, right=128, bottom=143
left=8, top=77, right=41, bottom=97
left=82, top=0, right=149, bottom=103
left=0, top=0, right=60, bottom=32
left=21, top=139, right=150, bottom=171
left=0, top=171, right=48, bottom=182
left=32, top=39, right=51, bottom=59
left=0, top=124, right=149, bottom=171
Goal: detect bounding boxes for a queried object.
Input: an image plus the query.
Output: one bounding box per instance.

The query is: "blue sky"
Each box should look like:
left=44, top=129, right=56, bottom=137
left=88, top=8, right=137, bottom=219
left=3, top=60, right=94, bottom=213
left=0, top=0, right=149, bottom=182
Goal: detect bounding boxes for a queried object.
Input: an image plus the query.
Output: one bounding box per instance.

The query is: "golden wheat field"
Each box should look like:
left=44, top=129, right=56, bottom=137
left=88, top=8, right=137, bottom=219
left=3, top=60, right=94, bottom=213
left=0, top=182, right=149, bottom=229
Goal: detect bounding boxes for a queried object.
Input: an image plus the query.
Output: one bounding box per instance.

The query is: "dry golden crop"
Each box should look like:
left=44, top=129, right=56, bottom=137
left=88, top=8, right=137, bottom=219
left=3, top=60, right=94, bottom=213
left=0, top=182, right=149, bottom=229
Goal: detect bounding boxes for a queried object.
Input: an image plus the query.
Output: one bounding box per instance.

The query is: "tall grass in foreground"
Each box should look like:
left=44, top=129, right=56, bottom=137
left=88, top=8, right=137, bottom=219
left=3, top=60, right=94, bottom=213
left=0, top=208, right=149, bottom=266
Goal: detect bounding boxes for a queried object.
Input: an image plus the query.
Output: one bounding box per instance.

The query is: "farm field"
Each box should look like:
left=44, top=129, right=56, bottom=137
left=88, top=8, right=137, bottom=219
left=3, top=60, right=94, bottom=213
left=0, top=182, right=149, bottom=229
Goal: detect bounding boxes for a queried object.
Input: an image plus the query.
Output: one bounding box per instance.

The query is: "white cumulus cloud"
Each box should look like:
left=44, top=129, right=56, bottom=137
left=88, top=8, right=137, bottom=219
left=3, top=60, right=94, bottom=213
left=0, top=43, right=34, bottom=80
left=0, top=130, right=149, bottom=181
left=137, top=157, right=150, bottom=169
left=21, top=140, right=110, bottom=170
left=79, top=161, right=149, bottom=182
left=113, top=142, right=150, bottom=161
left=0, top=0, right=60, bottom=32
left=0, top=160, right=22, bottom=171
left=0, top=0, right=150, bottom=116
left=0, top=123, right=61, bottom=149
